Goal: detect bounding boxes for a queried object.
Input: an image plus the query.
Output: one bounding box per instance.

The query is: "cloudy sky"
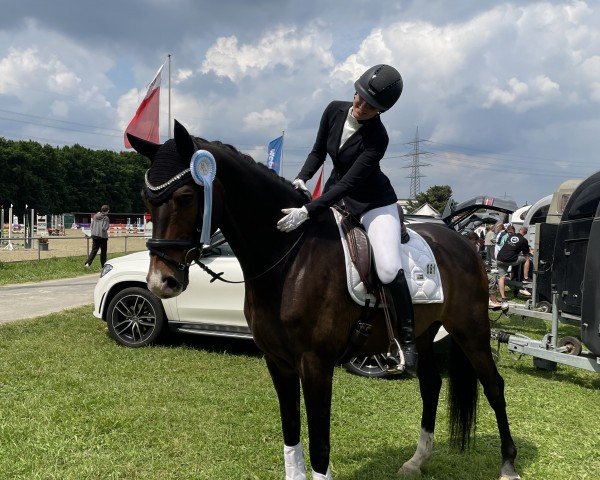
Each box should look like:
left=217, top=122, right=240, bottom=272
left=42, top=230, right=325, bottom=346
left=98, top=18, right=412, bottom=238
left=1, top=0, right=599, bottom=206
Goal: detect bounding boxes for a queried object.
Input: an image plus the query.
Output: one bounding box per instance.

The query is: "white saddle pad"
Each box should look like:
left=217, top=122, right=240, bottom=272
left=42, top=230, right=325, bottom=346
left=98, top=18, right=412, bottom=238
left=332, top=209, right=444, bottom=307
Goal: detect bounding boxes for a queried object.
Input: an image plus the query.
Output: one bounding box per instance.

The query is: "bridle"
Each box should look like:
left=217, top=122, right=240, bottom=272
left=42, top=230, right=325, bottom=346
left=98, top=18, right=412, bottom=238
left=144, top=166, right=305, bottom=287
left=144, top=168, right=205, bottom=286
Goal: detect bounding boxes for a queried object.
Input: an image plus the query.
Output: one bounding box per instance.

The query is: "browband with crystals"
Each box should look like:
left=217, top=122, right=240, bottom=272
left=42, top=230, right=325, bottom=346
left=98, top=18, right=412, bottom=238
left=143, top=168, right=193, bottom=206
left=144, top=168, right=191, bottom=191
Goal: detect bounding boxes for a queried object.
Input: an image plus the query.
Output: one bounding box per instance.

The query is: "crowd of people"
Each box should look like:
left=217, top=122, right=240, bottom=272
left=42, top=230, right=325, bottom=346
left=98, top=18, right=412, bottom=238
left=465, top=221, right=533, bottom=310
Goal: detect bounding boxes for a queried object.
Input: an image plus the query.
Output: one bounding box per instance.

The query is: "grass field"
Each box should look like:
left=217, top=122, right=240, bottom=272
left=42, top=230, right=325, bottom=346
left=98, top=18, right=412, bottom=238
left=0, top=307, right=598, bottom=480
left=0, top=254, right=125, bottom=285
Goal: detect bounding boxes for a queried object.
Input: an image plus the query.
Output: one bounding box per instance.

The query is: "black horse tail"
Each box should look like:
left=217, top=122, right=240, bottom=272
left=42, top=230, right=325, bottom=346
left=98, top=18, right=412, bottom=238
left=447, top=338, right=479, bottom=450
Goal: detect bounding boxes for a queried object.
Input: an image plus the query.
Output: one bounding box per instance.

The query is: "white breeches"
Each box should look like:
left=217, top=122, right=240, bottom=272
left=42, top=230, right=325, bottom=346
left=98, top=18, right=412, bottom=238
left=360, top=203, right=403, bottom=284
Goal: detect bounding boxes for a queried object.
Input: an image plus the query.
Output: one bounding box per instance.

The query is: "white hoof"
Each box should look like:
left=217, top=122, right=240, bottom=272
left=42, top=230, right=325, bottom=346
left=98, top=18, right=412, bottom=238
left=284, top=443, right=306, bottom=480
left=398, top=461, right=421, bottom=476
left=312, top=467, right=332, bottom=479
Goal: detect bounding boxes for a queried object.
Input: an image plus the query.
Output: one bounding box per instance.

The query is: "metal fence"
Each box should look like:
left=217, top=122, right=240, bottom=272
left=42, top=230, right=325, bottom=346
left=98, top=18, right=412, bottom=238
left=0, top=234, right=148, bottom=263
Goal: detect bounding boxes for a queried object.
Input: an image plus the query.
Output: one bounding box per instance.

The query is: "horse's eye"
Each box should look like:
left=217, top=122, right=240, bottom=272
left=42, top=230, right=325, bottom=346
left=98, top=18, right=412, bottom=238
left=174, top=193, right=194, bottom=207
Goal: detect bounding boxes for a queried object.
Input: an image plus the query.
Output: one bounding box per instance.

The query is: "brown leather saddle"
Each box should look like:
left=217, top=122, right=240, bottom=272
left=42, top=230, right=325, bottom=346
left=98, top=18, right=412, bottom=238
left=337, top=204, right=411, bottom=300
left=337, top=209, right=381, bottom=298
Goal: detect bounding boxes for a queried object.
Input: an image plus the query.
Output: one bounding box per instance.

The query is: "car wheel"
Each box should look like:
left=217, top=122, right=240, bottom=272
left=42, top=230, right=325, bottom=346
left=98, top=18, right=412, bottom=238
left=343, top=354, right=391, bottom=378
left=106, top=287, right=165, bottom=347
left=536, top=300, right=552, bottom=313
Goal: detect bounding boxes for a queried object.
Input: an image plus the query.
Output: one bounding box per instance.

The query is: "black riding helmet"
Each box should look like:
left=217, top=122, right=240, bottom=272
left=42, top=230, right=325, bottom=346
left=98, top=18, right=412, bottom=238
left=354, top=64, right=403, bottom=112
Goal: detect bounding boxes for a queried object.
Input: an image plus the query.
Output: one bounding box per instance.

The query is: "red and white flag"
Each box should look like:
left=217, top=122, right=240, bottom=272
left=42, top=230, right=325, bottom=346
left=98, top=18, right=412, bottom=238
left=312, top=165, right=325, bottom=199
left=124, top=64, right=163, bottom=148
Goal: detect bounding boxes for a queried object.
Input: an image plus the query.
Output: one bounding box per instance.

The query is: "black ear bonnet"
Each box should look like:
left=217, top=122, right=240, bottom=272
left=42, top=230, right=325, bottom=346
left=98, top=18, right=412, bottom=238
left=144, top=139, right=194, bottom=205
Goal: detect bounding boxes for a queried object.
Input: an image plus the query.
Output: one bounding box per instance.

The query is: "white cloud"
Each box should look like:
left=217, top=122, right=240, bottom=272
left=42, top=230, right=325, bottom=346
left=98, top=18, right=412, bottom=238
left=484, top=75, right=559, bottom=111
left=48, top=70, right=81, bottom=93
left=175, top=68, right=193, bottom=84
left=243, top=109, right=287, bottom=131
left=201, top=25, right=334, bottom=81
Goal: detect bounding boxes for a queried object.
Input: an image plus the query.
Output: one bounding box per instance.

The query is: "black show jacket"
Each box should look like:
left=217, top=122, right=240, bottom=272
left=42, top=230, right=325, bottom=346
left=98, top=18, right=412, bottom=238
left=297, top=100, right=398, bottom=217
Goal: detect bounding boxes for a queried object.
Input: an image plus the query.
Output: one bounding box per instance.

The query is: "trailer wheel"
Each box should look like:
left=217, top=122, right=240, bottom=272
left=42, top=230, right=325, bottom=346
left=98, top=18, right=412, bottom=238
left=536, top=300, right=552, bottom=313
left=558, top=336, right=582, bottom=356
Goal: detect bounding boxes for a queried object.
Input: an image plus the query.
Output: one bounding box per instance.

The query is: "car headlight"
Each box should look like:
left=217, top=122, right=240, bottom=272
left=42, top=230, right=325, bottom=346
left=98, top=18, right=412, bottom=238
left=100, top=264, right=114, bottom=278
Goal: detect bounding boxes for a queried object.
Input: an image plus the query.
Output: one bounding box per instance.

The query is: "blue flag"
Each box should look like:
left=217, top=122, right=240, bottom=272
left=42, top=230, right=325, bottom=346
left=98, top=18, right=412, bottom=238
left=266, top=135, right=284, bottom=174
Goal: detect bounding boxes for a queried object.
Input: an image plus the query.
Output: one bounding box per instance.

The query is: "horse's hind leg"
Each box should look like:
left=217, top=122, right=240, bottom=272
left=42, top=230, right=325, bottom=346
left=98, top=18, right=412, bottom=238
left=455, top=330, right=520, bottom=480
left=265, top=356, right=306, bottom=480
left=400, top=326, right=441, bottom=476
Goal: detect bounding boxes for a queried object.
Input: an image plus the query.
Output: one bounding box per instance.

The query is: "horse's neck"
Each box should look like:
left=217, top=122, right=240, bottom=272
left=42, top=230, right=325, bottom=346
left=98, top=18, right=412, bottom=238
left=217, top=155, right=302, bottom=274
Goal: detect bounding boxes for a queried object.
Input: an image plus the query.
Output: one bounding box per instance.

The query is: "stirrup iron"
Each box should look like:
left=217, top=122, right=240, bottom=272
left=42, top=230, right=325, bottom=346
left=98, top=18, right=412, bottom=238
left=386, top=338, right=405, bottom=373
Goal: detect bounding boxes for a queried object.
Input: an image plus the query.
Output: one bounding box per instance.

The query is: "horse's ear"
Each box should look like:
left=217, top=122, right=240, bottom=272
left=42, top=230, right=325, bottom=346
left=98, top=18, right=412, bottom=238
left=127, top=133, right=160, bottom=161
left=174, top=119, right=196, bottom=161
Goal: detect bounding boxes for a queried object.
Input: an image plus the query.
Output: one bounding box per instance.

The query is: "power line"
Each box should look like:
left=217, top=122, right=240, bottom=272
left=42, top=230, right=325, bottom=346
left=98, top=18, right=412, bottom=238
left=0, top=108, right=122, bottom=134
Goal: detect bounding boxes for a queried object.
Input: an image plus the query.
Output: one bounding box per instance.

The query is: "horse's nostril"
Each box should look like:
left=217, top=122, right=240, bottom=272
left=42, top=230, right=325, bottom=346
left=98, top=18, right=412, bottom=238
left=164, top=276, right=180, bottom=291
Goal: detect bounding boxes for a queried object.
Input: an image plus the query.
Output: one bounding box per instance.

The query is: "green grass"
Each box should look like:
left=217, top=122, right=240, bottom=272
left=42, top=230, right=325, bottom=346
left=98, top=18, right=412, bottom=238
left=0, top=254, right=124, bottom=285
left=0, top=307, right=598, bottom=479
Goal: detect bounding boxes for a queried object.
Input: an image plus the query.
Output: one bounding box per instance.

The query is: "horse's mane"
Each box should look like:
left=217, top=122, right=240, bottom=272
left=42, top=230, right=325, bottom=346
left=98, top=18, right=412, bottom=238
left=191, top=136, right=307, bottom=203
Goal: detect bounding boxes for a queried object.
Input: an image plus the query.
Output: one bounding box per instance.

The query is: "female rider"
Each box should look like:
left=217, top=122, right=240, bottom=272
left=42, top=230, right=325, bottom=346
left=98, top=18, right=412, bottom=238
left=276, top=64, right=417, bottom=376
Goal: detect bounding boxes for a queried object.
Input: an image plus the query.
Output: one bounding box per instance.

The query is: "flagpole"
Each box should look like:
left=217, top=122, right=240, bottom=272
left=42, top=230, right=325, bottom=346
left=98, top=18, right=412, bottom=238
left=280, top=130, right=285, bottom=178
left=168, top=54, right=172, bottom=139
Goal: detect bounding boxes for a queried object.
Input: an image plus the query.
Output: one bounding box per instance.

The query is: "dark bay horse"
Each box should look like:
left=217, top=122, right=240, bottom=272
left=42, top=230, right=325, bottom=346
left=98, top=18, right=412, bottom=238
left=129, top=121, right=519, bottom=480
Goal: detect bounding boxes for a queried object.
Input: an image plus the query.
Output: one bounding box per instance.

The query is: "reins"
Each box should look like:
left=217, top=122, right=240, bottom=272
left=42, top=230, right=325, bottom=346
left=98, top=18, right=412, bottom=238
left=195, top=231, right=305, bottom=284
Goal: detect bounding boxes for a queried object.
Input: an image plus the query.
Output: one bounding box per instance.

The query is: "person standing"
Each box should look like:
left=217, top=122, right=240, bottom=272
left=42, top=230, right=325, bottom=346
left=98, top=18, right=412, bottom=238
left=484, top=224, right=496, bottom=265
left=275, top=64, right=416, bottom=377
left=496, top=225, right=532, bottom=305
left=85, top=205, right=110, bottom=268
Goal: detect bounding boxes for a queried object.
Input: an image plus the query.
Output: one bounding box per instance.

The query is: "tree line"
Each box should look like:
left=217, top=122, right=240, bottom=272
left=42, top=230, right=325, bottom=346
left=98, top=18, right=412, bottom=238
left=0, top=136, right=454, bottom=218
left=0, top=137, right=149, bottom=217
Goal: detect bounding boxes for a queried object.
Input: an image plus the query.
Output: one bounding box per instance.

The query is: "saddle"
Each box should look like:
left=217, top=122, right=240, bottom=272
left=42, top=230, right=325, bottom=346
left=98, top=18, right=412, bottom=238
left=333, top=206, right=444, bottom=307
left=336, top=205, right=411, bottom=300
left=338, top=209, right=381, bottom=298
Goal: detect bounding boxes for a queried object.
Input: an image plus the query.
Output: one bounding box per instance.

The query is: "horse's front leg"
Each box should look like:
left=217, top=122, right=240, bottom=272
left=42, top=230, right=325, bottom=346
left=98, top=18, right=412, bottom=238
left=265, top=355, right=306, bottom=480
left=300, top=352, right=335, bottom=480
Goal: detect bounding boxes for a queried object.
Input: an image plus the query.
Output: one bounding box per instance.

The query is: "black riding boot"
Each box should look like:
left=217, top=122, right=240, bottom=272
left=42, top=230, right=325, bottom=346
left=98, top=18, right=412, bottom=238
left=383, top=269, right=418, bottom=376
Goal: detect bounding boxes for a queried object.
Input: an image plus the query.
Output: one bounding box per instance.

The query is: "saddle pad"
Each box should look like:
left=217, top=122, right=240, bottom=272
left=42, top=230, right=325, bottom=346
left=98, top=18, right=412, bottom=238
left=332, top=209, right=444, bottom=306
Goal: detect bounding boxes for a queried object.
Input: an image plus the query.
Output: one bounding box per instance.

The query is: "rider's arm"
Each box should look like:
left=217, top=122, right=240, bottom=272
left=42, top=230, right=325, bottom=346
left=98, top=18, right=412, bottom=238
left=296, top=102, right=337, bottom=182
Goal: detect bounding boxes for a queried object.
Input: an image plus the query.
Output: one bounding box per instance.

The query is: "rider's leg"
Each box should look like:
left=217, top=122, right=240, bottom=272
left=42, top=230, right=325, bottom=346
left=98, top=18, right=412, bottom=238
left=361, top=204, right=417, bottom=375
left=383, top=269, right=418, bottom=375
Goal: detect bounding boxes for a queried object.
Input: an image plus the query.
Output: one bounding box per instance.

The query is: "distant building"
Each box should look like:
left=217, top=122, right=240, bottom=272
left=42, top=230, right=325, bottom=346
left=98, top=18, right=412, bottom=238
left=411, top=202, right=441, bottom=217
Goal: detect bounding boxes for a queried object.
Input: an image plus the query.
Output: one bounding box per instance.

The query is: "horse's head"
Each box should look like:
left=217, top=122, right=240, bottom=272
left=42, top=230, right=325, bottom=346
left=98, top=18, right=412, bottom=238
left=128, top=120, right=220, bottom=298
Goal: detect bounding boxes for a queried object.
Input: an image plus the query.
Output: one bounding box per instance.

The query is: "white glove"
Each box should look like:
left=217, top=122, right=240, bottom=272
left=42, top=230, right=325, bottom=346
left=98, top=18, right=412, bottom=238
left=277, top=206, right=309, bottom=232
left=292, top=178, right=310, bottom=196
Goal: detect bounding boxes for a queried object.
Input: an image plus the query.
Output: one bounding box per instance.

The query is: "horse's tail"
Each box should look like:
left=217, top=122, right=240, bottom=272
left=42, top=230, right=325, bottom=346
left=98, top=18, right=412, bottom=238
left=447, top=337, right=478, bottom=450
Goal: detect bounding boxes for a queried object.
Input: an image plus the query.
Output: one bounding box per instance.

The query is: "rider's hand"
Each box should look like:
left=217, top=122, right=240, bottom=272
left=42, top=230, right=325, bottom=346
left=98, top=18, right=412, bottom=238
left=292, top=178, right=311, bottom=199
left=277, top=206, right=309, bottom=232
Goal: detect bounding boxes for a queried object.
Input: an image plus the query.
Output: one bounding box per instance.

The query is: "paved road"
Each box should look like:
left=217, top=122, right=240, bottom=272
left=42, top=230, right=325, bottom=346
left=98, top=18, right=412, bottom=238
left=0, top=274, right=98, bottom=325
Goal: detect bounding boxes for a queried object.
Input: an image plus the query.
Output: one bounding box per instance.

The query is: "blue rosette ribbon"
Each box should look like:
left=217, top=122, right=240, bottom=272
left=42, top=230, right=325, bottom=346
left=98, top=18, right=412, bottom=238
left=190, top=150, right=217, bottom=244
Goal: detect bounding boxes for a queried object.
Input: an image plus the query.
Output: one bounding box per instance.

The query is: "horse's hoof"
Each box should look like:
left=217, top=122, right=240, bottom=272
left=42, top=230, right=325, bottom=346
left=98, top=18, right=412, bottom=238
left=499, top=460, right=520, bottom=480
left=398, top=462, right=421, bottom=477
left=499, top=473, right=521, bottom=480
